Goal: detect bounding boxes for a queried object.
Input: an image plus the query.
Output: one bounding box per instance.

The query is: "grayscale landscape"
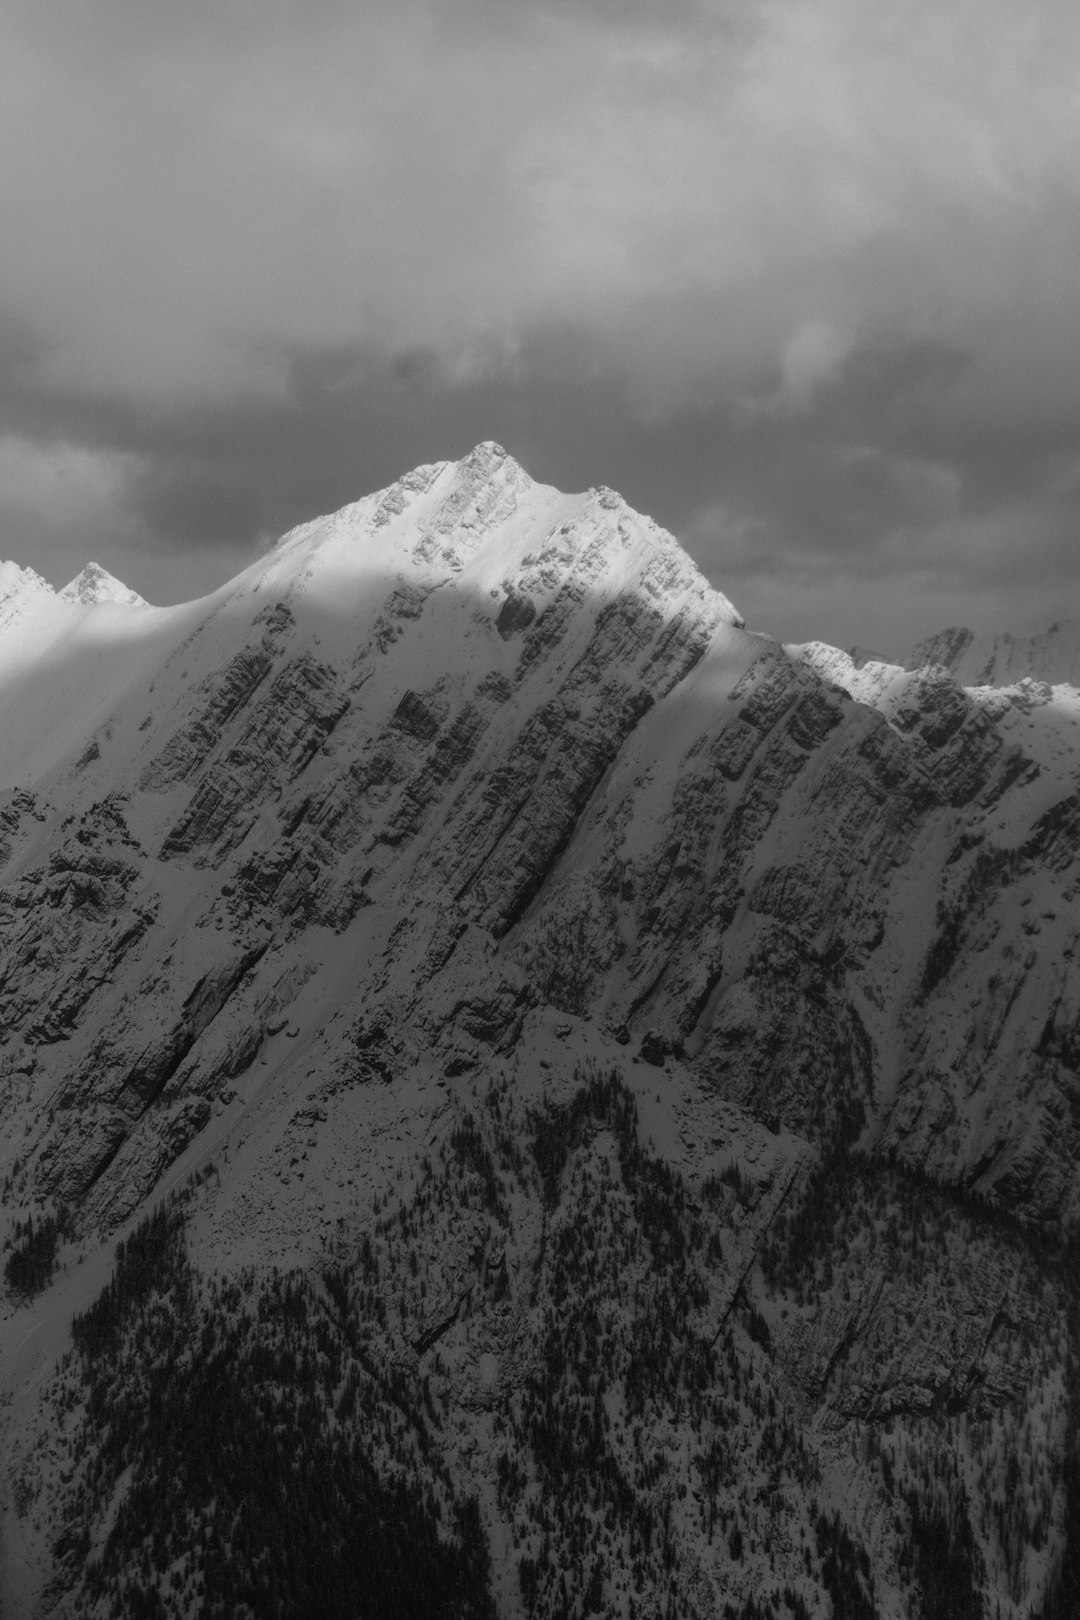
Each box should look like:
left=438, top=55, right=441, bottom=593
left=0, top=443, right=1078, bottom=1616
left=2, top=2, right=1080, bottom=1615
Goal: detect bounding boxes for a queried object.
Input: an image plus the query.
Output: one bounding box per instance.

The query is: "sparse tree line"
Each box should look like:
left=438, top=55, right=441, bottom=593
left=28, top=1061, right=1080, bottom=1619
left=3, top=1202, right=73, bottom=1298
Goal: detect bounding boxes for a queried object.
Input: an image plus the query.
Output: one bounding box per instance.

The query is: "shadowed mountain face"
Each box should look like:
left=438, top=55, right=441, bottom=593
left=1, top=444, right=1079, bottom=1619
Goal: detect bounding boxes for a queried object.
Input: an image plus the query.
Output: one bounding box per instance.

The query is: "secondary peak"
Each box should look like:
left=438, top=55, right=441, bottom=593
left=60, top=561, right=147, bottom=608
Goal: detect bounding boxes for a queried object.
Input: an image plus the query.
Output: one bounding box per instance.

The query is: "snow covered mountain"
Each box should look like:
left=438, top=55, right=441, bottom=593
left=1, top=443, right=1078, bottom=1619
left=906, top=621, right=1080, bottom=689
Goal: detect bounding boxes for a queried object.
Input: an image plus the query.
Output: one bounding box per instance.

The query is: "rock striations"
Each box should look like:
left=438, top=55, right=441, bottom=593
left=1, top=443, right=1079, bottom=1619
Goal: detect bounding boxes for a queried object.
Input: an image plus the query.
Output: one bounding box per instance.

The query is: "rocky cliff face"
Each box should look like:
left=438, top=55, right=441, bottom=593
left=1, top=444, right=1079, bottom=1620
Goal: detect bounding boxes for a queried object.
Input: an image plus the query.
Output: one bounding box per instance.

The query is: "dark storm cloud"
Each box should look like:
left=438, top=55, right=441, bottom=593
left=1, top=0, right=1078, bottom=648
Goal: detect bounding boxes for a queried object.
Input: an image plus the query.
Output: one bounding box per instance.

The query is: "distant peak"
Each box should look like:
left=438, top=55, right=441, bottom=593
left=848, top=643, right=896, bottom=670
left=907, top=626, right=974, bottom=673
left=60, top=562, right=146, bottom=608
left=907, top=621, right=1080, bottom=688
left=0, top=558, right=53, bottom=604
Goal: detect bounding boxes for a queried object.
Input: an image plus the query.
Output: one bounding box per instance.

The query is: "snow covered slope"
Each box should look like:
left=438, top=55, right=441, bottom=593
left=1, top=444, right=1079, bottom=1620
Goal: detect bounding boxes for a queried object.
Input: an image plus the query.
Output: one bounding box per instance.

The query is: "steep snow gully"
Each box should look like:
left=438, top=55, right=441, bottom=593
left=2, top=443, right=1079, bottom=1619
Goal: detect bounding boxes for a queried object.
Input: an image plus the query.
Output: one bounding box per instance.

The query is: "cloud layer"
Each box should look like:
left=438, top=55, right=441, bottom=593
left=1, top=0, right=1078, bottom=651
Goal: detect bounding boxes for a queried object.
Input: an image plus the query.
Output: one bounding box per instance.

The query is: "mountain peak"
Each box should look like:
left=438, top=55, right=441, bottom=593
left=59, top=561, right=147, bottom=608
left=461, top=438, right=512, bottom=470
left=908, top=619, right=1080, bottom=687
left=0, top=559, right=56, bottom=635
left=2, top=448, right=1080, bottom=1620
left=0, top=557, right=53, bottom=603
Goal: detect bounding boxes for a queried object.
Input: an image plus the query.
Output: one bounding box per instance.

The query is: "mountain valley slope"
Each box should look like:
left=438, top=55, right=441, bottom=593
left=0, top=443, right=1078, bottom=1619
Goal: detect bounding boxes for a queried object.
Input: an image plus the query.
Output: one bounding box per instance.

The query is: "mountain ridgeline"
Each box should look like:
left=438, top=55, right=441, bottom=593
left=1, top=443, right=1078, bottom=1618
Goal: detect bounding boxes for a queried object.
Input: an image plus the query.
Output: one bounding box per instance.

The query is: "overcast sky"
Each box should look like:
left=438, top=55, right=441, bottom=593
left=1, top=0, right=1078, bottom=654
